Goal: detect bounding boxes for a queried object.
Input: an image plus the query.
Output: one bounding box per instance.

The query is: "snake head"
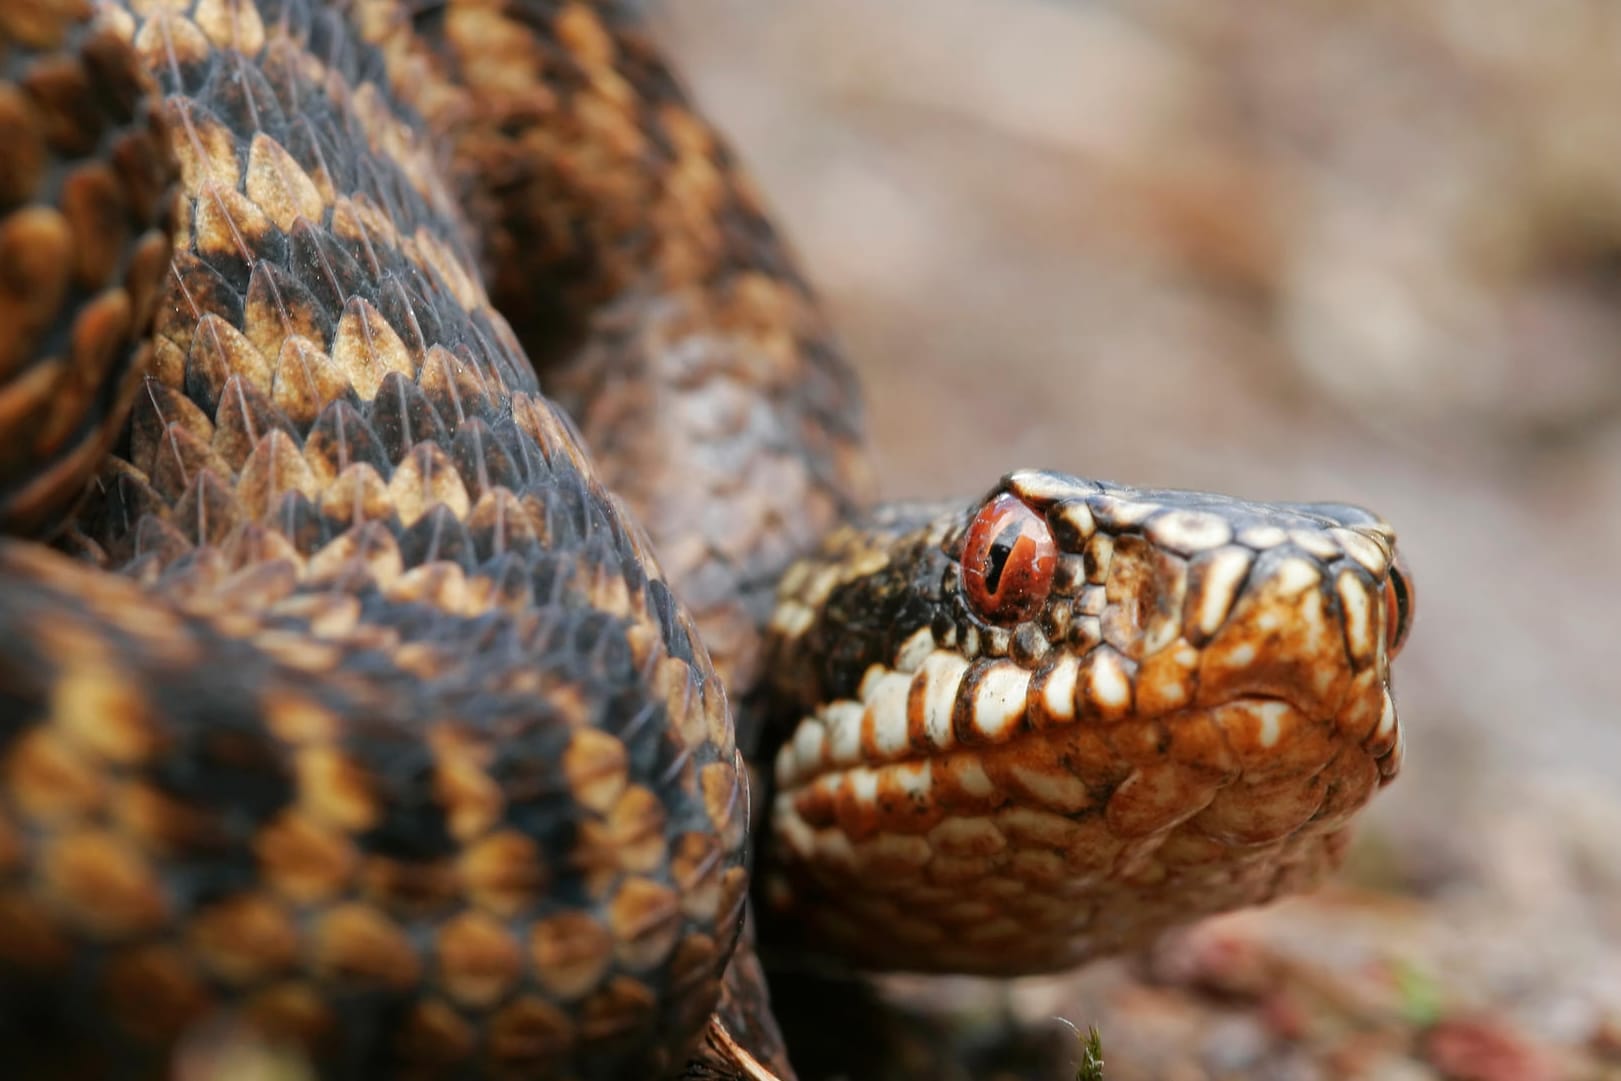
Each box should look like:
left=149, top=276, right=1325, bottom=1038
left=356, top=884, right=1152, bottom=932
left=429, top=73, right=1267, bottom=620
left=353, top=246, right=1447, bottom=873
left=760, top=469, right=1411, bottom=975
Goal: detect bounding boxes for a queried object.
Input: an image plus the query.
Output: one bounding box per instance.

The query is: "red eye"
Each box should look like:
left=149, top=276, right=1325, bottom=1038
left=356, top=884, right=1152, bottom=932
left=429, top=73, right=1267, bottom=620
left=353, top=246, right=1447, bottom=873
left=961, top=493, right=1058, bottom=625
left=1382, top=552, right=1414, bottom=656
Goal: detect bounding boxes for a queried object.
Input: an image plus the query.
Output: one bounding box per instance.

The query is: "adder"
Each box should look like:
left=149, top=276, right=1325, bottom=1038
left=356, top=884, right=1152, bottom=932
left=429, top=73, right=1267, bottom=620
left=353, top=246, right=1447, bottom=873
left=0, top=0, right=1413, bottom=1077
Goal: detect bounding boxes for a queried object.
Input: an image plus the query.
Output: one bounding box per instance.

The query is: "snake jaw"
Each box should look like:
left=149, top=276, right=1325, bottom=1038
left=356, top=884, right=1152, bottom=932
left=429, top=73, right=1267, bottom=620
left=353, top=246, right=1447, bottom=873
left=760, top=469, right=1408, bottom=975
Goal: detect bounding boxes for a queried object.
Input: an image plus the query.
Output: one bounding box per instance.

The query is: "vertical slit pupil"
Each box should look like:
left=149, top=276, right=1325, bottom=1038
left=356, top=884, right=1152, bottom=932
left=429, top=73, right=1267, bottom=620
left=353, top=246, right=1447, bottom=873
left=984, top=529, right=1017, bottom=594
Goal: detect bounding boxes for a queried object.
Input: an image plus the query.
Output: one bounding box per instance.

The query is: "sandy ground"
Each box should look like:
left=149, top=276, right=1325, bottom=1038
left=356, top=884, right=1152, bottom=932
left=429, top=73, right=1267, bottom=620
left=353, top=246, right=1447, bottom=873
left=650, top=2, right=1621, bottom=1078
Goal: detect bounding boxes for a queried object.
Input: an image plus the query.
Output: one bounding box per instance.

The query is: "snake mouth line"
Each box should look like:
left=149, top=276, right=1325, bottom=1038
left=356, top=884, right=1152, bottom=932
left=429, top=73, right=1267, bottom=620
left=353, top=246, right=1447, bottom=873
left=773, top=685, right=1389, bottom=840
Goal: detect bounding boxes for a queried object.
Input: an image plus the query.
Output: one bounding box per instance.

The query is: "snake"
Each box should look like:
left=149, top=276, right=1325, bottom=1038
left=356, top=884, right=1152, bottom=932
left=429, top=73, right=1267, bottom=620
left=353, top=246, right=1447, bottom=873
left=0, top=0, right=1415, bottom=1077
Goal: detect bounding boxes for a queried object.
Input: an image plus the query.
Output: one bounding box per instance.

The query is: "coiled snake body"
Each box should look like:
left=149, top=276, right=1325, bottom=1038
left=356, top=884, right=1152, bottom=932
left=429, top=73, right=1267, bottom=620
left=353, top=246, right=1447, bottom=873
left=0, top=0, right=1413, bottom=1077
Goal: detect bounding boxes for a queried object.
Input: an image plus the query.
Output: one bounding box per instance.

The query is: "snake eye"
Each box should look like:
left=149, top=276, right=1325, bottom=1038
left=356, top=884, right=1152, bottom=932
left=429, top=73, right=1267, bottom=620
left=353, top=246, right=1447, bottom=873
left=961, top=493, right=1058, bottom=625
left=1382, top=553, right=1415, bottom=656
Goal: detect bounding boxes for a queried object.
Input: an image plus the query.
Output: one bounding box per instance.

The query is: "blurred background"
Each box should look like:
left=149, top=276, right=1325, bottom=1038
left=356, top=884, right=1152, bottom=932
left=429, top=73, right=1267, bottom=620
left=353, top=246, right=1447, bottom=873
left=651, top=2, right=1621, bottom=1078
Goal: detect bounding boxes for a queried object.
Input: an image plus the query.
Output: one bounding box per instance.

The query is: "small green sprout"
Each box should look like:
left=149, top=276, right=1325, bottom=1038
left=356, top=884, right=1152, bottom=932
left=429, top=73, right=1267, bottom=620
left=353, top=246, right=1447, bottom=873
left=1054, top=1017, right=1105, bottom=1080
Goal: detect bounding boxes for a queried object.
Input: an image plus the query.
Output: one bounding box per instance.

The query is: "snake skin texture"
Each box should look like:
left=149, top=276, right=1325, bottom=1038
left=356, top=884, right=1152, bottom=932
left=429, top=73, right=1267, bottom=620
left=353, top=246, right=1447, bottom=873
left=358, top=0, right=873, bottom=704
left=0, top=0, right=844, bottom=1076
left=0, top=0, right=1411, bottom=1077
left=0, top=0, right=173, bottom=536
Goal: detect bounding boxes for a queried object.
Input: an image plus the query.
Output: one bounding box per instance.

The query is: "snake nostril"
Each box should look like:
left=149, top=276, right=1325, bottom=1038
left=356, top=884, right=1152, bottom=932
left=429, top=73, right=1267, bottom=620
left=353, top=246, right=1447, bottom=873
left=1384, top=553, right=1415, bottom=656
